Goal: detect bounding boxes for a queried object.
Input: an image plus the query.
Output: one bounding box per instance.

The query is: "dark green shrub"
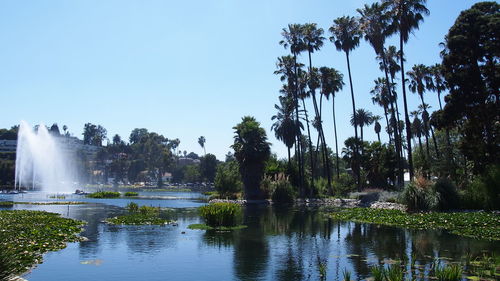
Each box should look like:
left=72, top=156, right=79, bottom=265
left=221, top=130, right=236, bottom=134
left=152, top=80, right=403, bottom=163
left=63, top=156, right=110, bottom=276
left=139, top=205, right=160, bottom=215
left=400, top=176, right=438, bottom=211
left=313, top=177, right=329, bottom=198
left=126, top=202, right=139, bottom=212
left=333, top=173, right=356, bottom=197
left=433, top=178, right=460, bottom=211
left=434, top=264, right=462, bottom=281
left=124, top=191, right=138, bottom=197
left=271, top=179, right=296, bottom=203
left=463, top=165, right=500, bottom=210
left=199, top=202, right=242, bottom=227
left=86, top=191, right=120, bottom=198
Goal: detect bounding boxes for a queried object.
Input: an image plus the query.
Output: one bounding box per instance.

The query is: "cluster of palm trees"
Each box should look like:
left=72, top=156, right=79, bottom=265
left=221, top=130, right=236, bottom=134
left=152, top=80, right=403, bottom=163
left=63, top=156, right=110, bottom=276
left=271, top=0, right=450, bottom=194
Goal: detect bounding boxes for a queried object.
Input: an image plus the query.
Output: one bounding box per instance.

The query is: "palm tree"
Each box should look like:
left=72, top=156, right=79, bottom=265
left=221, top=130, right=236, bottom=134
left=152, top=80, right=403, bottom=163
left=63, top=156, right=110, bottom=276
left=272, top=95, right=302, bottom=166
left=410, top=110, right=424, bottom=156
left=370, top=77, right=393, bottom=144
left=383, top=0, right=430, bottom=180
left=428, top=63, right=446, bottom=111
left=302, top=23, right=331, bottom=193
left=232, top=116, right=271, bottom=200
left=350, top=108, right=374, bottom=153
left=329, top=16, right=362, bottom=189
left=373, top=115, right=382, bottom=142
left=358, top=2, right=404, bottom=186
left=279, top=25, right=307, bottom=194
left=319, top=66, right=344, bottom=180
left=198, top=136, right=206, bottom=156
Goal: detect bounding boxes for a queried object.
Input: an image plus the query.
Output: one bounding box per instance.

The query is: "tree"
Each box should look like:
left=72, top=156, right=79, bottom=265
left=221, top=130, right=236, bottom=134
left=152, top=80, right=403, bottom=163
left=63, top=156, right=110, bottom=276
left=198, top=136, right=206, bottom=156
left=129, top=128, right=149, bottom=144
left=83, top=123, right=107, bottom=146
left=383, top=0, right=430, bottom=180
left=231, top=116, right=271, bottom=200
left=436, top=1, right=500, bottom=173
left=49, top=123, right=60, bottom=136
left=373, top=115, right=382, bottom=143
left=350, top=109, right=374, bottom=153
left=214, top=161, right=242, bottom=198
left=319, top=66, right=344, bottom=180
left=271, top=95, right=301, bottom=166
left=200, top=153, right=218, bottom=182
left=329, top=15, right=362, bottom=190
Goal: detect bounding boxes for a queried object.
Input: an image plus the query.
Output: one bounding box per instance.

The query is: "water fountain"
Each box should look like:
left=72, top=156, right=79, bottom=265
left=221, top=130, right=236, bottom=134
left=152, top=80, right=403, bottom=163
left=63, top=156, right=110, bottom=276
left=15, top=121, right=78, bottom=193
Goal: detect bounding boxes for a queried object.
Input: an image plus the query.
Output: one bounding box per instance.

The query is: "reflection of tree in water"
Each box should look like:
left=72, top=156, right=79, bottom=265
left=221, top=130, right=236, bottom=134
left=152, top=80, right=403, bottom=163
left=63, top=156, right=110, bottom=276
left=124, top=226, right=176, bottom=254
left=274, top=239, right=304, bottom=281
left=202, top=230, right=237, bottom=249
left=234, top=205, right=269, bottom=281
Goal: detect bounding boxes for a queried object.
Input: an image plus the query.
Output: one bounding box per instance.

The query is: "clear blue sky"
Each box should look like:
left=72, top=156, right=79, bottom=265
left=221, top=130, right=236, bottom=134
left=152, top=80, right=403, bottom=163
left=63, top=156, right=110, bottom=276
left=0, top=0, right=482, bottom=160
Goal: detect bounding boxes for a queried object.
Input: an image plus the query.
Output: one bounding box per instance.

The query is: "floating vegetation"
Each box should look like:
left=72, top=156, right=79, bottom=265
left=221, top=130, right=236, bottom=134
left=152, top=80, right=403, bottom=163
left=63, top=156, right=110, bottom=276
left=124, top=192, right=139, bottom=197
left=0, top=210, right=85, bottom=279
left=0, top=201, right=87, bottom=206
left=48, top=195, right=66, bottom=199
left=329, top=208, right=500, bottom=240
left=86, top=191, right=121, bottom=198
left=105, top=203, right=173, bottom=225
left=199, top=202, right=243, bottom=228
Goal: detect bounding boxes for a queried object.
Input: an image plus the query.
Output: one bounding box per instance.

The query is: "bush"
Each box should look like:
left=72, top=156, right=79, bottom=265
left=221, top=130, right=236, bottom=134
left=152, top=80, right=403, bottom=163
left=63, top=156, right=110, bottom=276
left=86, top=191, right=121, bottom=198
left=199, top=202, right=242, bottom=227
left=214, top=162, right=242, bottom=197
left=400, top=176, right=438, bottom=211
left=313, top=177, right=329, bottom=198
left=462, top=165, right=500, bottom=210
left=433, top=178, right=459, bottom=211
left=332, top=173, right=356, bottom=197
left=271, top=179, right=296, bottom=204
left=126, top=202, right=139, bottom=212
left=124, top=192, right=138, bottom=197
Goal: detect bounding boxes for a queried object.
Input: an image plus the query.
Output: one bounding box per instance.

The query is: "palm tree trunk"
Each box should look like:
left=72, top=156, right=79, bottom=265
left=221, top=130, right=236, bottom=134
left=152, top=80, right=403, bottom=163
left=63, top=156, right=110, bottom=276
left=400, top=35, right=414, bottom=180
left=377, top=132, right=381, bottom=143
left=345, top=51, right=361, bottom=191
left=293, top=55, right=305, bottom=197
left=381, top=51, right=403, bottom=187
left=333, top=98, right=340, bottom=180
left=430, top=125, right=440, bottom=158
left=301, top=98, right=315, bottom=197
left=308, top=50, right=332, bottom=195
left=389, top=75, right=404, bottom=158
left=383, top=107, right=392, bottom=144
left=287, top=147, right=291, bottom=168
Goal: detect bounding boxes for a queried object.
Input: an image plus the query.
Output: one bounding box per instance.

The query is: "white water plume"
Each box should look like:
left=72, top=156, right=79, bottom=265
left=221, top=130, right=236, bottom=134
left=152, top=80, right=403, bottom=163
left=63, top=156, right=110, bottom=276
left=15, top=121, right=79, bottom=193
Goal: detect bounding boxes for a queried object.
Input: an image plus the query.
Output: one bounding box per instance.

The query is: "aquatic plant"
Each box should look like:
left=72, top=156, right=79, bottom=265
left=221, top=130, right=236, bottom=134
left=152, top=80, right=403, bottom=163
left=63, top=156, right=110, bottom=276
left=342, top=268, right=351, bottom=281
left=329, top=208, right=500, bottom=240
left=385, top=264, right=403, bottom=281
left=434, top=264, right=462, bottom=281
left=86, top=191, right=121, bottom=198
left=0, top=210, right=84, bottom=278
left=199, top=202, right=243, bottom=228
left=124, top=192, right=139, bottom=197
left=370, top=266, right=385, bottom=281
left=106, top=204, right=170, bottom=225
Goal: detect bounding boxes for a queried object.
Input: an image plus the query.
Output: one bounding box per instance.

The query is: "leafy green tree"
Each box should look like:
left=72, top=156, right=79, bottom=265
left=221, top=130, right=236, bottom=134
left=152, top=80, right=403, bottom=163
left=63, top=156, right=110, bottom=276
left=0, top=126, right=18, bottom=140
left=329, top=15, right=362, bottom=190
left=383, top=0, right=430, bottom=180
left=200, top=153, right=218, bottom=182
left=215, top=161, right=243, bottom=197
left=129, top=128, right=149, bottom=144
left=436, top=1, right=500, bottom=173
left=184, top=165, right=201, bottom=183
left=231, top=116, right=271, bottom=200
left=83, top=123, right=107, bottom=146
left=49, top=123, right=60, bottom=136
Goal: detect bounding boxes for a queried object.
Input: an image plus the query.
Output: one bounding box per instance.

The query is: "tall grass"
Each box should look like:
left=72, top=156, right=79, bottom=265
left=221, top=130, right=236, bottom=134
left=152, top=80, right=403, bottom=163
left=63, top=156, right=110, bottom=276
left=199, top=202, right=242, bottom=227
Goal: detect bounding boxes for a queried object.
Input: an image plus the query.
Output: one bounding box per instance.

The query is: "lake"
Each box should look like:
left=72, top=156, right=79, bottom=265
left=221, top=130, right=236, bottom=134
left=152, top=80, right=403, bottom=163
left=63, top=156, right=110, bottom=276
left=1, top=191, right=498, bottom=281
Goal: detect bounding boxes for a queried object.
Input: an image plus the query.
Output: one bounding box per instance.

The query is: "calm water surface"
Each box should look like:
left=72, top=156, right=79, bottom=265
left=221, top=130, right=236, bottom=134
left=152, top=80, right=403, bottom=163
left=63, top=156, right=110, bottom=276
left=1, top=192, right=498, bottom=281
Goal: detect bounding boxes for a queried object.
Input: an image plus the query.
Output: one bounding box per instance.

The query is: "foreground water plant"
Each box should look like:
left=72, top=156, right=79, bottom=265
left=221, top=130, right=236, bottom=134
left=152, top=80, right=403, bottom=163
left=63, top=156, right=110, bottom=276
left=329, top=208, right=500, bottom=240
left=0, top=210, right=85, bottom=279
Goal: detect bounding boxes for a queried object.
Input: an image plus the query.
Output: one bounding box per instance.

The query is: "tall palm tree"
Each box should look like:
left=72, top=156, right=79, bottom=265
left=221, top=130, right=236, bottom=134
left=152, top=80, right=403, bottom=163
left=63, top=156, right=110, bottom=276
left=302, top=23, right=331, bottom=193
left=329, top=16, right=362, bottom=189
left=410, top=110, right=424, bottom=156
left=370, top=77, right=393, bottom=144
left=428, top=63, right=446, bottom=110
left=350, top=108, right=374, bottom=153
left=358, top=2, right=404, bottom=186
left=383, top=0, right=429, bottom=180
left=319, top=66, right=344, bottom=180
left=272, top=95, right=302, bottom=166
left=198, top=136, right=206, bottom=156
left=373, top=115, right=382, bottom=142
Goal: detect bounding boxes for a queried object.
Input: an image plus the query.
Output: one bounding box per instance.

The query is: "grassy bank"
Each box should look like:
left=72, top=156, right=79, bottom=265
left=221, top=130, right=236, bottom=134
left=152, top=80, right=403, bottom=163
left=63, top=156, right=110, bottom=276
left=0, top=210, right=85, bottom=279
left=0, top=201, right=87, bottom=206
left=329, top=208, right=500, bottom=241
